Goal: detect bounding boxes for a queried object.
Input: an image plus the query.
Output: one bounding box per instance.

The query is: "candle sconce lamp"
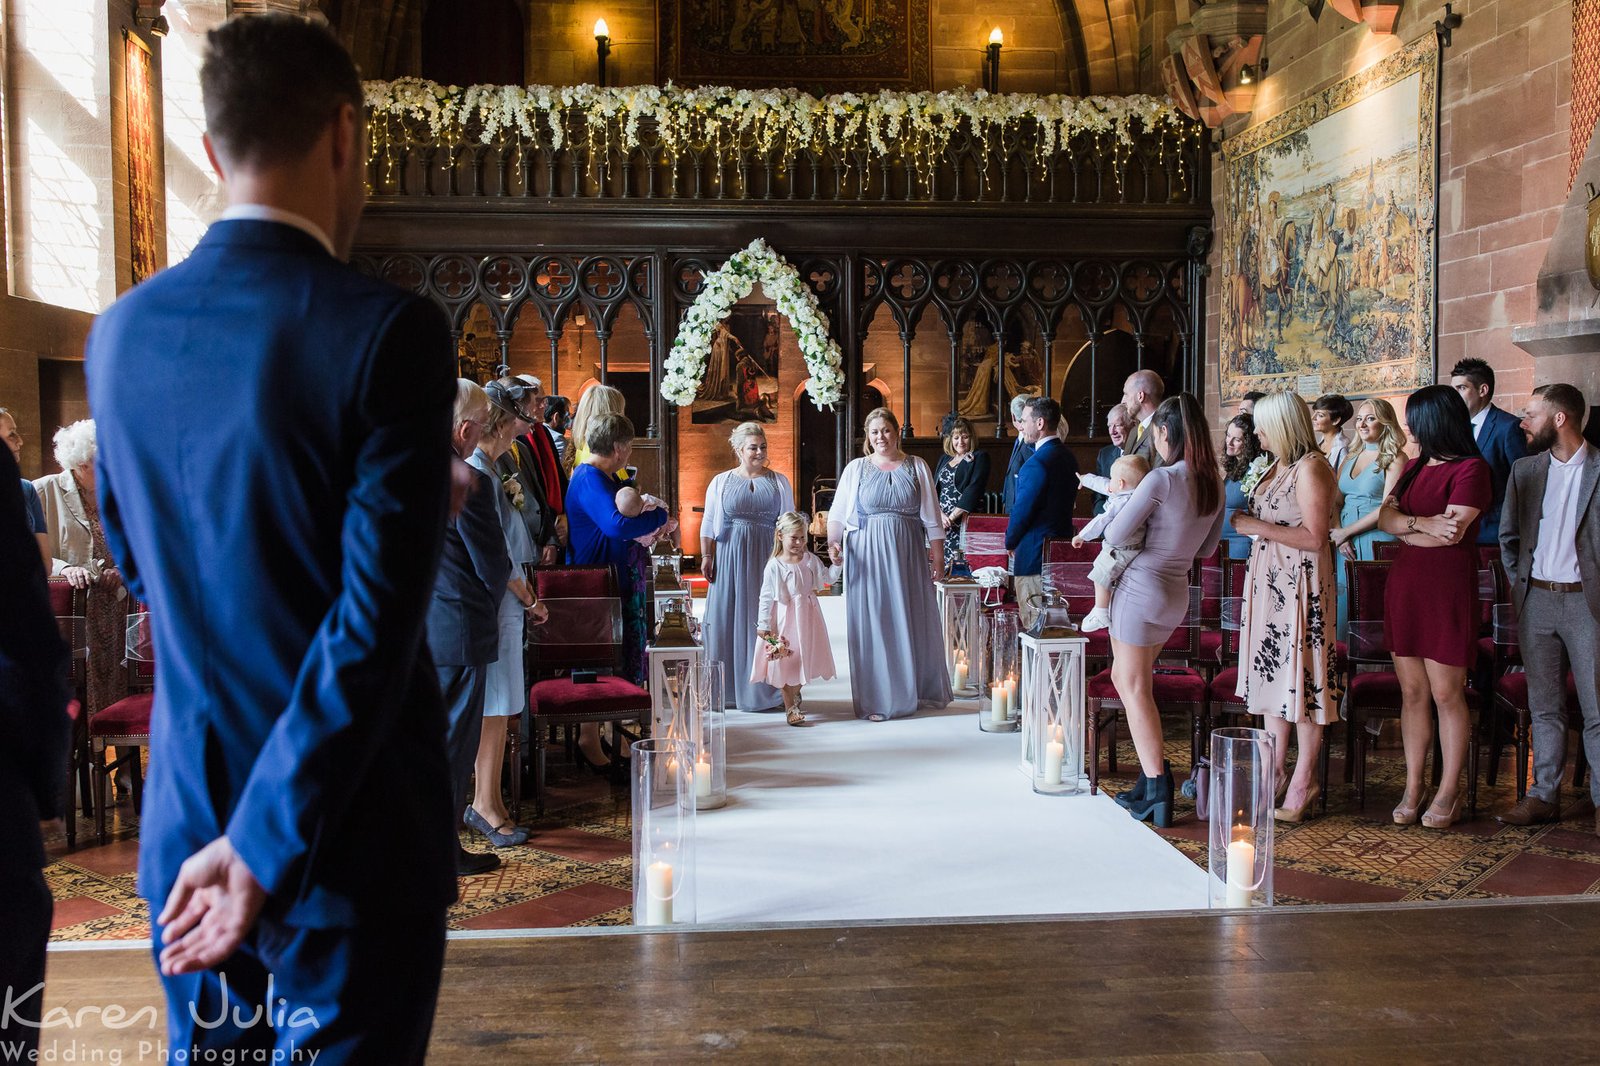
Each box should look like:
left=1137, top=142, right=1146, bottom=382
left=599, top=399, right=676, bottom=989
left=594, top=18, right=612, bottom=87
left=983, top=27, right=1003, bottom=93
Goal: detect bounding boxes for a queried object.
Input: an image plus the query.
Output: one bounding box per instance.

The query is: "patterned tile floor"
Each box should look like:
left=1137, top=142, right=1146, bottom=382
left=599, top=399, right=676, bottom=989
left=43, top=731, right=1600, bottom=942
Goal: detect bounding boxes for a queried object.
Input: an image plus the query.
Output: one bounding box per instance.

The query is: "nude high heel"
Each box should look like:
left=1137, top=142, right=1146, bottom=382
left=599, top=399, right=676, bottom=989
left=1421, top=793, right=1463, bottom=830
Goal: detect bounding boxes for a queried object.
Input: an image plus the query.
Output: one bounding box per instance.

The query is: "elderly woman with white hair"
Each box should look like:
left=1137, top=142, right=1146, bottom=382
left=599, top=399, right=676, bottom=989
left=702, top=421, right=795, bottom=713
left=34, top=419, right=129, bottom=745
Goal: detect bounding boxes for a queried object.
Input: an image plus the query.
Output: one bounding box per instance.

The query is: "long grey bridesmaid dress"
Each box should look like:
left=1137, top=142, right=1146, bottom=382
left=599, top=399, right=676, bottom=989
left=844, top=462, right=954, bottom=719
left=703, top=472, right=785, bottom=711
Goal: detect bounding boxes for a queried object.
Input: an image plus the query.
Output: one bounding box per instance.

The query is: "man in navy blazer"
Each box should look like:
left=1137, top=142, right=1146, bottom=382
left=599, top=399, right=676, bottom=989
left=0, top=444, right=71, bottom=1059
left=86, top=16, right=455, bottom=1062
left=1006, top=397, right=1080, bottom=629
left=429, top=380, right=510, bottom=876
left=1001, top=394, right=1036, bottom=513
left=1451, top=357, right=1527, bottom=545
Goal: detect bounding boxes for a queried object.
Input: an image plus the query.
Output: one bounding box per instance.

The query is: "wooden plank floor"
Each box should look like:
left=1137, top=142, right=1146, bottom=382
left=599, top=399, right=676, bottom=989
left=41, top=899, right=1600, bottom=1062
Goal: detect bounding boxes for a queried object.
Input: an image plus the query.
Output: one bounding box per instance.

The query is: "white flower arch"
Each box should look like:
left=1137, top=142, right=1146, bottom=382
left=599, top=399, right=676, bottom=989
left=660, top=239, right=844, bottom=410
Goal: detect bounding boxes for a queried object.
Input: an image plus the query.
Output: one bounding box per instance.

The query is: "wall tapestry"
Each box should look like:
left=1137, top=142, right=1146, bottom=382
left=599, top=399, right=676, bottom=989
left=692, top=307, right=781, bottom=424
left=658, top=0, right=930, bottom=92
left=1220, top=32, right=1438, bottom=400
left=124, top=31, right=159, bottom=285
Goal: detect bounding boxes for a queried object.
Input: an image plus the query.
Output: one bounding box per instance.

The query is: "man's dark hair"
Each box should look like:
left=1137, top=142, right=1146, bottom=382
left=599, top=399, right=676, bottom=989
left=1450, top=357, right=1495, bottom=396
left=1242, top=391, right=1266, bottom=404
left=543, top=395, right=570, bottom=421
left=201, top=15, right=363, bottom=168
left=1534, top=383, right=1587, bottom=425
left=1025, top=395, right=1062, bottom=432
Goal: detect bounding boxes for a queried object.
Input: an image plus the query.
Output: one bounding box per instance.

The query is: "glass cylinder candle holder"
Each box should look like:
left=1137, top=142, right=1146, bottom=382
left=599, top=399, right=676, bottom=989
left=936, top=579, right=981, bottom=698
left=631, top=737, right=696, bottom=926
left=979, top=607, right=1020, bottom=733
left=1020, top=631, right=1088, bottom=794
left=673, top=660, right=722, bottom=749
left=695, top=701, right=727, bottom=810
left=1208, top=727, right=1275, bottom=909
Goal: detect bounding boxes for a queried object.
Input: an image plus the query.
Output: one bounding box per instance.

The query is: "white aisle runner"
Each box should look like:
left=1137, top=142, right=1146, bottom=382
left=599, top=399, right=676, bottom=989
left=693, top=595, right=1209, bottom=923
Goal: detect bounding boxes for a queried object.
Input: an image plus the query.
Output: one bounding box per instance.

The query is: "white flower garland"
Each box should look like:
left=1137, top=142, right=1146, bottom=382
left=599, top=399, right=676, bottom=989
left=661, top=239, right=844, bottom=410
left=364, top=80, right=1192, bottom=177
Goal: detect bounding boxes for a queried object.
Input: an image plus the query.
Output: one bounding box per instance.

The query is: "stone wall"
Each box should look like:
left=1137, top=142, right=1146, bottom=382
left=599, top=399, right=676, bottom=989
left=1204, top=0, right=1574, bottom=425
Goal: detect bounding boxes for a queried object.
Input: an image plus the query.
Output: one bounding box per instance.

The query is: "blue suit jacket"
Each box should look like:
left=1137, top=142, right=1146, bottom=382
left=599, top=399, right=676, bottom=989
left=88, top=220, right=458, bottom=928
left=426, top=463, right=508, bottom=667
left=1475, top=403, right=1527, bottom=545
left=1005, top=438, right=1080, bottom=576
left=1002, top=436, right=1035, bottom=513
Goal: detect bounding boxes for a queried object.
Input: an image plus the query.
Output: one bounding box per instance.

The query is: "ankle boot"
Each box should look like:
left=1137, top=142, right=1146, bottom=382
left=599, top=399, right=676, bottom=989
left=1127, top=768, right=1175, bottom=828
left=1114, top=761, right=1171, bottom=809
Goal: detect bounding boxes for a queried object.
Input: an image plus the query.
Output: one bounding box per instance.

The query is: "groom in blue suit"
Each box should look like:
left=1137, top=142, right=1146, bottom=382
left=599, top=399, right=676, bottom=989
left=87, top=16, right=455, bottom=1062
left=1451, top=357, right=1527, bottom=546
left=1006, top=396, right=1080, bottom=629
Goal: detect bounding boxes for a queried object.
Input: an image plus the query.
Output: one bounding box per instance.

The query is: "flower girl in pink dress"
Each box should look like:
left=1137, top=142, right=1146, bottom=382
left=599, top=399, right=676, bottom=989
left=751, top=512, right=840, bottom=725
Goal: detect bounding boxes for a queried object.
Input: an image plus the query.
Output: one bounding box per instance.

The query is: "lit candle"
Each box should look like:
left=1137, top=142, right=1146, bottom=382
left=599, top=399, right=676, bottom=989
left=645, top=860, right=674, bottom=924
left=1043, top=739, right=1065, bottom=785
left=694, top=756, right=712, bottom=799
left=953, top=661, right=969, bottom=690
left=990, top=684, right=1009, bottom=722
left=989, top=26, right=1003, bottom=45
left=1225, top=833, right=1255, bottom=908
left=1004, top=676, right=1018, bottom=706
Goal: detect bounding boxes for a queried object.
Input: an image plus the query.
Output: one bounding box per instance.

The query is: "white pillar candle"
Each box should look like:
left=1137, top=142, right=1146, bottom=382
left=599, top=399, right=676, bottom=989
left=645, top=860, right=674, bottom=925
left=1225, top=838, right=1255, bottom=908
left=694, top=757, right=712, bottom=799
left=990, top=685, right=1008, bottom=722
left=1043, top=739, right=1065, bottom=785
left=953, top=662, right=969, bottom=690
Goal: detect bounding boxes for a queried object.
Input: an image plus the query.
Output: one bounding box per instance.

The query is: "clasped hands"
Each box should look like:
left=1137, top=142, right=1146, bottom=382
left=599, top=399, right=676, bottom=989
left=61, top=564, right=120, bottom=592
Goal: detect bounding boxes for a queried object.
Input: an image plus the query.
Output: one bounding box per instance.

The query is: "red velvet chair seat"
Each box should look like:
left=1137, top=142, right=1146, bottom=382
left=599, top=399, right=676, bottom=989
left=1198, top=630, right=1223, bottom=666
left=1346, top=670, right=1402, bottom=702
left=1208, top=665, right=1244, bottom=705
left=529, top=676, right=651, bottom=719
left=90, top=693, right=153, bottom=738
left=1087, top=666, right=1206, bottom=703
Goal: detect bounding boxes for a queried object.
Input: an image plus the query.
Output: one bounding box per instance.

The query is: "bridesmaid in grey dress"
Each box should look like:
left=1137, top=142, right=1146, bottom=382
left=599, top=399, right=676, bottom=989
left=827, top=408, right=953, bottom=721
left=701, top=422, right=794, bottom=712
left=1104, top=393, right=1224, bottom=828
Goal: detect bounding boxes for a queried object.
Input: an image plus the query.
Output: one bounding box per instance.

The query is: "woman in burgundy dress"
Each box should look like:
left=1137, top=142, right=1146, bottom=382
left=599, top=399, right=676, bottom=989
left=1378, top=385, right=1492, bottom=830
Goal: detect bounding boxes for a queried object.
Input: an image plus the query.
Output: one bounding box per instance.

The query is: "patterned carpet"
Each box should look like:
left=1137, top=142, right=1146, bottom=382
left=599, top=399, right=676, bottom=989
left=43, top=728, right=1600, bottom=942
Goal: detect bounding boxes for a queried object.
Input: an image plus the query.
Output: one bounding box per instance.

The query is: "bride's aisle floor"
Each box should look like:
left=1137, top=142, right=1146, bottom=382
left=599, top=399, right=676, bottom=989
left=693, top=595, right=1209, bottom=922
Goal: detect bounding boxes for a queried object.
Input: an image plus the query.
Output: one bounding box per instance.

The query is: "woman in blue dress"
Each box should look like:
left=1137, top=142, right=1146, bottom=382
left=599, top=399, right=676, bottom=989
left=827, top=408, right=952, bottom=721
left=1220, top=412, right=1262, bottom=560
left=1330, top=397, right=1404, bottom=640
left=701, top=422, right=794, bottom=712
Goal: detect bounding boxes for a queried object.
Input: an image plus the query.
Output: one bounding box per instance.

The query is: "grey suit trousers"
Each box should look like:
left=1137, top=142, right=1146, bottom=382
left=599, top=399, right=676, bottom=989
left=1519, top=586, right=1600, bottom=804
left=439, top=665, right=489, bottom=814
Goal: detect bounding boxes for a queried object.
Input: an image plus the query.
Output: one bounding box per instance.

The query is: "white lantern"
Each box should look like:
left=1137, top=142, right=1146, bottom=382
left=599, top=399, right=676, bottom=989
left=647, top=615, right=702, bottom=741
left=935, top=578, right=981, bottom=697
left=1019, top=626, right=1089, bottom=794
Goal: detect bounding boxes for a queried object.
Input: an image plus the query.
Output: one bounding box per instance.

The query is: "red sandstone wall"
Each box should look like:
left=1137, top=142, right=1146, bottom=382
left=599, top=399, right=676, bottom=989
left=1204, top=0, right=1573, bottom=425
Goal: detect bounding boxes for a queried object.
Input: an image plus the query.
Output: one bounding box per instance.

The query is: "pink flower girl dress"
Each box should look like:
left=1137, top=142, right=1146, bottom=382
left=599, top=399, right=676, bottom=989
left=750, top=552, right=840, bottom=688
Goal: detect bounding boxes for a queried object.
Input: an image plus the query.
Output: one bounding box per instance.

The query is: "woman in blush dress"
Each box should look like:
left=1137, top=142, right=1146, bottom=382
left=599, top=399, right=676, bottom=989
left=1377, top=385, right=1491, bottom=830
left=1104, top=393, right=1225, bottom=827
left=702, top=421, right=794, bottom=712
left=1231, top=393, right=1340, bottom=824
left=827, top=408, right=952, bottom=721
left=1330, top=397, right=1404, bottom=639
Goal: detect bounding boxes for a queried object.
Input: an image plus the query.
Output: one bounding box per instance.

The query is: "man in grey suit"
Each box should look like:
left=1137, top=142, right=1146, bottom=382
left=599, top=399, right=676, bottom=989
left=1498, top=383, right=1600, bottom=832
left=1120, top=369, right=1165, bottom=469
left=429, top=380, right=511, bottom=873
left=1001, top=393, right=1035, bottom=513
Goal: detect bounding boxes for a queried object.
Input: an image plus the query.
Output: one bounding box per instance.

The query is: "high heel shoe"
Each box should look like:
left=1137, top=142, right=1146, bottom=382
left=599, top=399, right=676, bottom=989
left=1125, top=768, right=1174, bottom=828
left=1392, top=791, right=1425, bottom=826
left=463, top=806, right=528, bottom=848
left=1115, top=760, right=1170, bottom=810
left=1274, top=784, right=1322, bottom=824
left=1421, top=793, right=1463, bottom=829
left=573, top=744, right=613, bottom=775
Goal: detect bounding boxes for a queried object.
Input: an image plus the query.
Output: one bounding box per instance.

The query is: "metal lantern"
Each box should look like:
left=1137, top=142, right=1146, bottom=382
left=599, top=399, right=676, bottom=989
left=647, top=620, right=702, bottom=740
left=936, top=577, right=981, bottom=698
left=631, top=737, right=696, bottom=926
left=979, top=606, right=1020, bottom=733
left=1019, top=620, right=1088, bottom=795
left=651, top=539, right=686, bottom=627
left=1208, top=727, right=1275, bottom=909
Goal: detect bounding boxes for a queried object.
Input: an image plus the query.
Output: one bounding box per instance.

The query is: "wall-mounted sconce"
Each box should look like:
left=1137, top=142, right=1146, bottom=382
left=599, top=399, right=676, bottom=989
left=134, top=3, right=168, bottom=37
left=1238, top=57, right=1267, bottom=84
left=984, top=27, right=1003, bottom=93
left=595, top=19, right=611, bottom=87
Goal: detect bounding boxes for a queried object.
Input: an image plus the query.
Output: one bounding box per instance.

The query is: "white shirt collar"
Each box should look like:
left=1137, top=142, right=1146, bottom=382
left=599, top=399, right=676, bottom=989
left=1470, top=406, right=1489, bottom=432
left=1552, top=441, right=1589, bottom=469
left=1139, top=412, right=1154, bottom=429
left=219, top=204, right=337, bottom=258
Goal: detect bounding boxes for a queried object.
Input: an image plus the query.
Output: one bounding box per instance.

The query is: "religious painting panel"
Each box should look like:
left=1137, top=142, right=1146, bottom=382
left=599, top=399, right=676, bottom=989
left=1220, top=33, right=1438, bottom=401
left=457, top=302, right=500, bottom=381
left=951, top=308, right=1045, bottom=434
left=659, top=0, right=931, bottom=92
left=124, top=31, right=159, bottom=284
left=691, top=307, right=781, bottom=425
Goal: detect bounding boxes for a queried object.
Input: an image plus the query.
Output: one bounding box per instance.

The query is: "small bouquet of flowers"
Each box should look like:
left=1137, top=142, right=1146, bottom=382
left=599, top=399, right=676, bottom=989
left=501, top=472, right=526, bottom=511
left=760, top=632, right=791, bottom=661
left=1238, top=454, right=1271, bottom=518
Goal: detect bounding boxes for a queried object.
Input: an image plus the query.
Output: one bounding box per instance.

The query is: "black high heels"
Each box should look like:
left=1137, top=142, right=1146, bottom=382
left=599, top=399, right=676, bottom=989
left=1115, top=760, right=1170, bottom=810
left=1125, top=766, right=1175, bottom=828
left=573, top=744, right=613, bottom=774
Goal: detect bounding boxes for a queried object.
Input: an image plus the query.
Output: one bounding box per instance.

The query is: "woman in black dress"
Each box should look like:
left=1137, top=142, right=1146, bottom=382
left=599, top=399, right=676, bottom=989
left=934, top=415, right=991, bottom=574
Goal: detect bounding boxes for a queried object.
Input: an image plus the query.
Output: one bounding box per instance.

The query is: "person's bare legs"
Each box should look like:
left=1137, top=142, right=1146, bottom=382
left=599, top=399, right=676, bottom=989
left=1093, top=583, right=1111, bottom=611
left=577, top=722, right=609, bottom=767
left=472, top=716, right=514, bottom=828
left=1423, top=659, right=1471, bottom=817
left=1392, top=655, right=1433, bottom=815
left=1285, top=719, right=1324, bottom=809
left=1109, top=638, right=1165, bottom=777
